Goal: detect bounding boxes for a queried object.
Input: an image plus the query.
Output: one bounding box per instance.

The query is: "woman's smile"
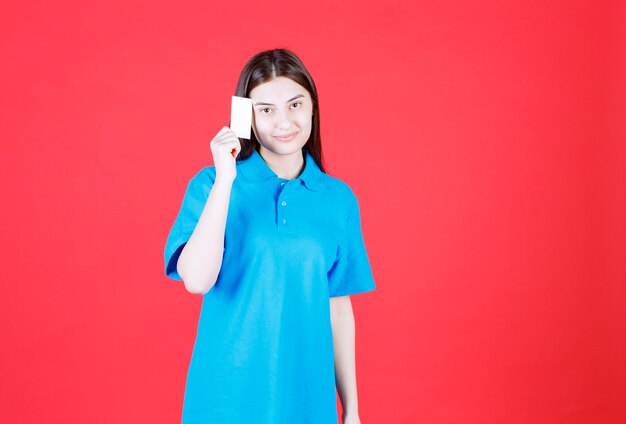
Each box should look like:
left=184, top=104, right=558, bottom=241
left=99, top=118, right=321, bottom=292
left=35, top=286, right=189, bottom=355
left=274, top=131, right=298, bottom=142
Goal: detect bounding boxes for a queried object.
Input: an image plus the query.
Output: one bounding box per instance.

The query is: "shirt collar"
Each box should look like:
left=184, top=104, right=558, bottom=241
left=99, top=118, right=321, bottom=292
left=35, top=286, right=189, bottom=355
left=239, top=148, right=324, bottom=191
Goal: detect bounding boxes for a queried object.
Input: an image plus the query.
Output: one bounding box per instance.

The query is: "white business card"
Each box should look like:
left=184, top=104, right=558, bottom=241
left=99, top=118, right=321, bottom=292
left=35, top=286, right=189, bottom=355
left=230, top=96, right=252, bottom=139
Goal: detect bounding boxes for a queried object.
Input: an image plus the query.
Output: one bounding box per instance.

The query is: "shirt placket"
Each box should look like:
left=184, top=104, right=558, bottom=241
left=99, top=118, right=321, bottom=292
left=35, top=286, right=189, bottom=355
left=276, top=179, right=291, bottom=231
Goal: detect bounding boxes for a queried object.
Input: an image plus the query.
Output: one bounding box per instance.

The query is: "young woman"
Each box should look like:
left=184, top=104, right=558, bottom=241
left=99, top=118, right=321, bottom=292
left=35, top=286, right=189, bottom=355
left=164, top=48, right=376, bottom=424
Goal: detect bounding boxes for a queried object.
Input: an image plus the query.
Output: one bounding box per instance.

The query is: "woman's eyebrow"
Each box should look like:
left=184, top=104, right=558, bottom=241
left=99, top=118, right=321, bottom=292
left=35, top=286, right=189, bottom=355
left=253, top=94, right=304, bottom=107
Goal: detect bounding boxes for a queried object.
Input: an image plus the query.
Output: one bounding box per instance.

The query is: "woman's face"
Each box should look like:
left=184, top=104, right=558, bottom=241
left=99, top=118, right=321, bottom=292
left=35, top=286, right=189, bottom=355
left=249, top=76, right=314, bottom=158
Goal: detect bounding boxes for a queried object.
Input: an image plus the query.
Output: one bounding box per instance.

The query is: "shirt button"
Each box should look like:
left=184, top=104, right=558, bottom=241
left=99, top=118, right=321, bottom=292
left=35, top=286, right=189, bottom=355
left=281, top=201, right=287, bottom=206
left=280, top=182, right=285, bottom=186
left=281, top=218, right=287, bottom=225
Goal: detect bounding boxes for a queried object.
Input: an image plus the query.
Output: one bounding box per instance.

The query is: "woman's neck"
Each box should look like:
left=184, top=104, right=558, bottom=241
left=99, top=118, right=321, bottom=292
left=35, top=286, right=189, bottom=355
left=258, top=146, right=305, bottom=180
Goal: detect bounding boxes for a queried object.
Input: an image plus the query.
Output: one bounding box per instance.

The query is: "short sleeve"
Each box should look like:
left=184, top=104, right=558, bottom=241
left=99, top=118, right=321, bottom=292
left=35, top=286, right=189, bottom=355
left=327, top=196, right=376, bottom=297
left=163, top=169, right=214, bottom=281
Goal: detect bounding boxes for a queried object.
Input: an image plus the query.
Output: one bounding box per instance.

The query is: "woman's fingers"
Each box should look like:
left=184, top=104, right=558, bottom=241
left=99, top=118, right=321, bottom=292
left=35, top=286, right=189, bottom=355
left=210, top=126, right=240, bottom=181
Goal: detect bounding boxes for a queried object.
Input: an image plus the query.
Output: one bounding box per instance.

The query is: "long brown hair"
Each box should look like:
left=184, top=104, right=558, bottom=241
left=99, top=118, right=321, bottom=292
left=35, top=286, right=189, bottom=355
left=233, top=48, right=326, bottom=174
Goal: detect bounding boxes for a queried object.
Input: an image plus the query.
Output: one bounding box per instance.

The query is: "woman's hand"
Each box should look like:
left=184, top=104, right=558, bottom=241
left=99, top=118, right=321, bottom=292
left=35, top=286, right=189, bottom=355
left=209, top=126, right=241, bottom=183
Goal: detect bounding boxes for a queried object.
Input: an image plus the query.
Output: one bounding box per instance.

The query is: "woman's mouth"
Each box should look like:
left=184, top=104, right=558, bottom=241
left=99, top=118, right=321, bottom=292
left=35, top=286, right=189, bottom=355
left=274, top=132, right=298, bottom=142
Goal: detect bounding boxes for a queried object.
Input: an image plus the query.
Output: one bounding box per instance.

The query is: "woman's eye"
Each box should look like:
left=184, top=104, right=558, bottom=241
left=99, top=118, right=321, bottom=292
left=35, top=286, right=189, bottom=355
left=291, top=102, right=301, bottom=109
left=260, top=108, right=271, bottom=114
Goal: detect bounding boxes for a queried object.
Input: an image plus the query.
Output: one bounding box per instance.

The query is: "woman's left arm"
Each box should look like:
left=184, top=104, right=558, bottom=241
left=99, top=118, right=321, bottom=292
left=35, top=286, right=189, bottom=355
left=330, top=295, right=361, bottom=424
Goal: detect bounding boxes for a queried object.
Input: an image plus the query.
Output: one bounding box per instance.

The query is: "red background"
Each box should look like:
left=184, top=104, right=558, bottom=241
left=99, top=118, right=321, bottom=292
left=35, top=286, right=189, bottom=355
left=1, top=1, right=624, bottom=423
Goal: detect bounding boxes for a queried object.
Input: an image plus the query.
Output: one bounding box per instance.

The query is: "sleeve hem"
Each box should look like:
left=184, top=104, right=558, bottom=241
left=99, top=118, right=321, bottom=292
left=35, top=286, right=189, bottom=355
left=164, top=232, right=192, bottom=281
left=329, top=284, right=376, bottom=297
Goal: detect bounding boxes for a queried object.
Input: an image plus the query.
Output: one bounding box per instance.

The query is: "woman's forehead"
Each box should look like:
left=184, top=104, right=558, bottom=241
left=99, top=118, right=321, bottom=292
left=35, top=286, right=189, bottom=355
left=250, top=76, right=310, bottom=102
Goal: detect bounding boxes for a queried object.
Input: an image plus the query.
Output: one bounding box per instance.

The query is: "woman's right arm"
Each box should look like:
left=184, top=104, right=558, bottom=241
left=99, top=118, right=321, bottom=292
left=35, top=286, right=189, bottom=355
left=176, top=126, right=241, bottom=295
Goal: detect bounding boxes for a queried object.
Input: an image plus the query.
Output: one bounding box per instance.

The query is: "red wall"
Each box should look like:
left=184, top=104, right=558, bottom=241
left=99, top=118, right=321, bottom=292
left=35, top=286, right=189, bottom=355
left=1, top=1, right=624, bottom=423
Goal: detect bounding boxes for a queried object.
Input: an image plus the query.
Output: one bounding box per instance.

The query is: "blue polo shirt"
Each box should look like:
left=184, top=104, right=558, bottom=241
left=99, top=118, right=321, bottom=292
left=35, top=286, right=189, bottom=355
left=164, top=147, right=376, bottom=424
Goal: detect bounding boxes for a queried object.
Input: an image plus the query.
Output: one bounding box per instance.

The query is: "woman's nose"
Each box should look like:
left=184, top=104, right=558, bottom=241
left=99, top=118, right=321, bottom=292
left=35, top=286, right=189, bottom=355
left=275, top=109, right=292, bottom=130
